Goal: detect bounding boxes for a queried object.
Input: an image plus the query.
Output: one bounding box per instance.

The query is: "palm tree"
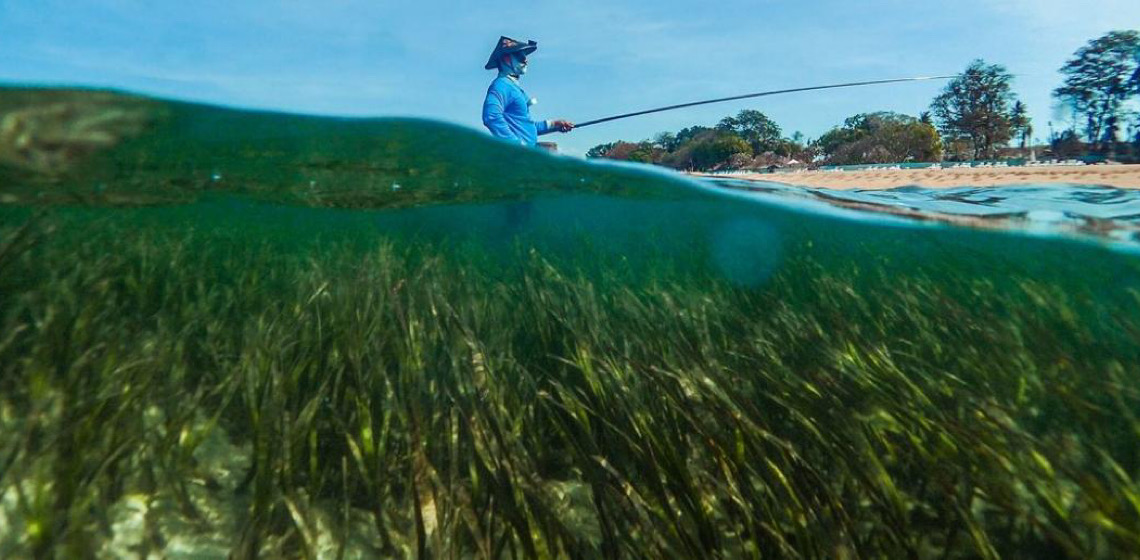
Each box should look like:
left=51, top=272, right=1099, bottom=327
left=1010, top=101, right=1032, bottom=150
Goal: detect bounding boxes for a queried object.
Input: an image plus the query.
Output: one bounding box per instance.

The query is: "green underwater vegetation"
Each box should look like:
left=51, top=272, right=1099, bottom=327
left=0, top=87, right=679, bottom=210
left=2, top=88, right=1140, bottom=558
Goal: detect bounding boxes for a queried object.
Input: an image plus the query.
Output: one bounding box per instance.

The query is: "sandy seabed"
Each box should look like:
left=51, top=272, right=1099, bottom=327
left=691, top=164, right=1140, bottom=190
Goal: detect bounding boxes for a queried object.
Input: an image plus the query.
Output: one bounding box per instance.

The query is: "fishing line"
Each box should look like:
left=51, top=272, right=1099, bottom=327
left=573, top=75, right=955, bottom=129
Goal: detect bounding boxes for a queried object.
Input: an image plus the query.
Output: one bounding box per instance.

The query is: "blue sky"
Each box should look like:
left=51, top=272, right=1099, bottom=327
left=1, top=0, right=1136, bottom=155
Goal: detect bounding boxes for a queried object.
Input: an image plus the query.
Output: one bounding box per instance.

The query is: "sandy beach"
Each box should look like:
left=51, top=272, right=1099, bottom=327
left=690, top=164, right=1140, bottom=190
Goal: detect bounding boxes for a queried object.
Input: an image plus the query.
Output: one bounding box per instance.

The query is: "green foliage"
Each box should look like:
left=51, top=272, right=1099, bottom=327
left=689, top=132, right=752, bottom=170
left=652, top=131, right=677, bottom=151
left=3, top=87, right=1140, bottom=558
left=1054, top=30, right=1140, bottom=152
left=586, top=141, right=663, bottom=164
left=717, top=109, right=784, bottom=154
left=633, top=142, right=666, bottom=164
left=2, top=87, right=682, bottom=210
left=589, top=114, right=799, bottom=171
left=1010, top=100, right=1033, bottom=149
left=586, top=141, right=617, bottom=158
left=2, top=209, right=1140, bottom=558
left=1050, top=129, right=1087, bottom=159
left=815, top=112, right=942, bottom=165
left=930, top=60, right=1019, bottom=160
left=674, top=125, right=713, bottom=148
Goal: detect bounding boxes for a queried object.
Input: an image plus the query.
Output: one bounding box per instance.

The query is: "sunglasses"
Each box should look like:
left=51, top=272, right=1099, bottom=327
left=501, top=52, right=529, bottom=67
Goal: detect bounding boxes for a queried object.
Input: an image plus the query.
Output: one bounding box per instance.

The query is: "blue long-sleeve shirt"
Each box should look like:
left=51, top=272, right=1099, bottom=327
left=482, top=75, right=553, bottom=146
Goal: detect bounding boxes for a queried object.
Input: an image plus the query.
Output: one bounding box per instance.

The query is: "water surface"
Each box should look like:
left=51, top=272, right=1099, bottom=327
left=2, top=87, right=1139, bottom=558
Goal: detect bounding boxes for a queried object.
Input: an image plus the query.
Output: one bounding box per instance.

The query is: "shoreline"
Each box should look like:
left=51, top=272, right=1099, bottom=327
left=688, top=164, right=1140, bottom=190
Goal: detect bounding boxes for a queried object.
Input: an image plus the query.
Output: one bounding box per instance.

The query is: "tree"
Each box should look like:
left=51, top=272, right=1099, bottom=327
left=1050, top=129, right=1086, bottom=159
left=693, top=133, right=751, bottom=170
left=717, top=110, right=784, bottom=154
left=1010, top=101, right=1032, bottom=149
left=1132, top=116, right=1140, bottom=152
left=585, top=142, right=617, bottom=159
left=586, top=141, right=637, bottom=161
left=585, top=141, right=662, bottom=163
left=674, top=126, right=712, bottom=148
left=815, top=112, right=941, bottom=165
left=652, top=132, right=677, bottom=152
left=930, top=60, right=1019, bottom=160
left=627, top=142, right=663, bottom=164
left=1053, top=30, right=1140, bottom=153
left=727, top=152, right=754, bottom=170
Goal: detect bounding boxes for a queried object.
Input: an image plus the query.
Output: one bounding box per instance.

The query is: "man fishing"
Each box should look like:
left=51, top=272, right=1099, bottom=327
left=482, top=36, right=574, bottom=146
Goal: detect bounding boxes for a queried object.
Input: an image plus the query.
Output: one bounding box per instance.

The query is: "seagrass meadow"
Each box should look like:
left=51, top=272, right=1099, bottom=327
left=2, top=88, right=1140, bottom=558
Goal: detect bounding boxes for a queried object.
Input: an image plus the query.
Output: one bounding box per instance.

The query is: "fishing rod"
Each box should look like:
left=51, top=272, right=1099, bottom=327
left=573, top=75, right=955, bottom=129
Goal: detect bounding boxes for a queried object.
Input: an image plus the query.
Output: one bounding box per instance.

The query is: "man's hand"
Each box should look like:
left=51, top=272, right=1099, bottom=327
left=551, top=119, right=574, bottom=133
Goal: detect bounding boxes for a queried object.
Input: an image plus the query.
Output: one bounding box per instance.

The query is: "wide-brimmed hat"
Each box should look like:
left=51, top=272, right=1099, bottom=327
left=484, top=36, right=538, bottom=70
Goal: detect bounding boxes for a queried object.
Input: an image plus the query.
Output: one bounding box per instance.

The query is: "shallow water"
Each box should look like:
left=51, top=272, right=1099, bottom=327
left=2, top=87, right=1140, bottom=557
left=708, top=179, right=1140, bottom=246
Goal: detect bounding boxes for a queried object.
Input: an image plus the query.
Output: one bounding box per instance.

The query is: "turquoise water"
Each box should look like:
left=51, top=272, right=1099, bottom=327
left=3, top=88, right=1140, bottom=557
left=710, top=179, right=1140, bottom=246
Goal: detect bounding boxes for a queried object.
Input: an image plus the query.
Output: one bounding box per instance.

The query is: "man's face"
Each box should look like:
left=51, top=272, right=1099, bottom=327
left=503, top=52, right=528, bottom=75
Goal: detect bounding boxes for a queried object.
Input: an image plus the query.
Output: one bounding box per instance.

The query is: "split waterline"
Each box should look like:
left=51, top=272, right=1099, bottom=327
left=2, top=87, right=1140, bottom=557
